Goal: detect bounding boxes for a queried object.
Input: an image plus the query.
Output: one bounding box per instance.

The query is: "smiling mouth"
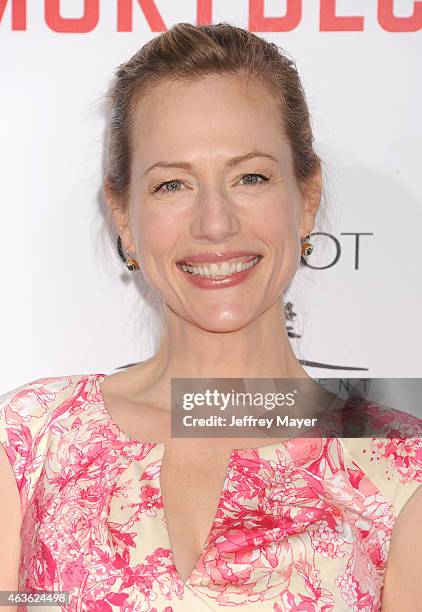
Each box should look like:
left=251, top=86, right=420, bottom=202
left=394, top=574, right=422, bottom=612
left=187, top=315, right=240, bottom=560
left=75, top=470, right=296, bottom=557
left=176, top=255, right=263, bottom=278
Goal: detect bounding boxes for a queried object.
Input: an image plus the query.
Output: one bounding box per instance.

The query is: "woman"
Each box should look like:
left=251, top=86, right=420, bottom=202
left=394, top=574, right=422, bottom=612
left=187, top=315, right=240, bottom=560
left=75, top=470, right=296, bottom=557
left=0, top=22, right=421, bottom=612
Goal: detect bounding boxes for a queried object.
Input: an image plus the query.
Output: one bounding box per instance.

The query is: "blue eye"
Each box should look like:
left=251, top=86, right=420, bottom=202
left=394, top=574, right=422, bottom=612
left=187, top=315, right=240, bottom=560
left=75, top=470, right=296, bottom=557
left=152, top=173, right=270, bottom=195
left=240, top=173, right=270, bottom=186
left=152, top=180, right=183, bottom=194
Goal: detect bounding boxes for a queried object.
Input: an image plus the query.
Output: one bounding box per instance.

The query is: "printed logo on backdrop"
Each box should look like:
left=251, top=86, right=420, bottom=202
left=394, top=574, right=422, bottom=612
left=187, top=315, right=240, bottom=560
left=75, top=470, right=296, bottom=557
left=294, top=231, right=373, bottom=372
left=1, top=1, right=421, bottom=33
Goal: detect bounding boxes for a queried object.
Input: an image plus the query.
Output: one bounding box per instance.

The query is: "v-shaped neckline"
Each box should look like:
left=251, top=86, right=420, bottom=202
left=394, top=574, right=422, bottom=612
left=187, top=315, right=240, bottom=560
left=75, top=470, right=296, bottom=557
left=92, top=372, right=240, bottom=586
left=161, top=443, right=234, bottom=586
left=91, top=372, right=305, bottom=587
left=111, top=439, right=232, bottom=587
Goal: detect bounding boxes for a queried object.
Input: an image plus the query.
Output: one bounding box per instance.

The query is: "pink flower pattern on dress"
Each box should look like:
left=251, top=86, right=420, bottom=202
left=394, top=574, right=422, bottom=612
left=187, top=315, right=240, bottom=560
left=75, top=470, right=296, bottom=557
left=0, top=373, right=421, bottom=612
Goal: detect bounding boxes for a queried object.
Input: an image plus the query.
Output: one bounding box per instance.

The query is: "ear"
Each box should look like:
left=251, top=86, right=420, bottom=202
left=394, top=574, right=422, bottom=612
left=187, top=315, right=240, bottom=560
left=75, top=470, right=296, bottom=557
left=103, top=179, right=136, bottom=253
left=299, top=162, right=322, bottom=237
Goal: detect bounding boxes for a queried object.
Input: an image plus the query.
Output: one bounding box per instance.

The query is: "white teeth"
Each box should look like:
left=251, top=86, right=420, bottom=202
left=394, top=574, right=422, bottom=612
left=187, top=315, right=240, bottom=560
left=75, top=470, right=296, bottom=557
left=220, top=262, right=230, bottom=275
left=180, top=256, right=261, bottom=278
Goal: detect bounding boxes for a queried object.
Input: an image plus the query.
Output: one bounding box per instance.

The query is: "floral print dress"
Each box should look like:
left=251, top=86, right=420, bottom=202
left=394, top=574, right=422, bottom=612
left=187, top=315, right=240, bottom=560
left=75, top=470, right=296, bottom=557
left=0, top=373, right=421, bottom=612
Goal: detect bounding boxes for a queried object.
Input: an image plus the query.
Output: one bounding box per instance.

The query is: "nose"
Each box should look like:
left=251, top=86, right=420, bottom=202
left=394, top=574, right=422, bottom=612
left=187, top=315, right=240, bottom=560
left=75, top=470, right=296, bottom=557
left=189, top=183, right=241, bottom=242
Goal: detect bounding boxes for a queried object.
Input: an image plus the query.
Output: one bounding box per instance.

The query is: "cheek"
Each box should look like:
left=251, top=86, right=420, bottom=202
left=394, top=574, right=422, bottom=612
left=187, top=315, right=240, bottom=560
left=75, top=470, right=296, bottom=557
left=254, top=198, right=298, bottom=245
left=254, top=200, right=301, bottom=282
left=135, top=208, right=180, bottom=262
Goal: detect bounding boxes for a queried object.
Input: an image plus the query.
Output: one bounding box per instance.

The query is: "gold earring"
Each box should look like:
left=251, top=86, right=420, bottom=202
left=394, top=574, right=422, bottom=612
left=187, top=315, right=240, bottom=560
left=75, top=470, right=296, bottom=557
left=117, top=235, right=140, bottom=271
left=125, top=251, right=140, bottom=271
left=301, top=234, right=313, bottom=256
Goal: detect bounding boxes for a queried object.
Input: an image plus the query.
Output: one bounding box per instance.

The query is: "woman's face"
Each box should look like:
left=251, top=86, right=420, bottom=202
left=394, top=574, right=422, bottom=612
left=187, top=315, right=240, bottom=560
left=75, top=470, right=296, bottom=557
left=112, top=75, right=320, bottom=332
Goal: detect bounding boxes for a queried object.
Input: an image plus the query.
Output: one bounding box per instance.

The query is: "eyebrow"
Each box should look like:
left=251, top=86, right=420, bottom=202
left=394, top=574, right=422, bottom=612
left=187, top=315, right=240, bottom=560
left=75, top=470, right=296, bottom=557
left=142, top=150, right=279, bottom=177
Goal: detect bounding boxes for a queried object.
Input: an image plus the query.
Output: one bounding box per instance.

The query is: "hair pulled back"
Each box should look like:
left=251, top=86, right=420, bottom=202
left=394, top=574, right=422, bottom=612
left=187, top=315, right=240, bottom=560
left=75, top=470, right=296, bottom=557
left=104, top=21, right=322, bottom=214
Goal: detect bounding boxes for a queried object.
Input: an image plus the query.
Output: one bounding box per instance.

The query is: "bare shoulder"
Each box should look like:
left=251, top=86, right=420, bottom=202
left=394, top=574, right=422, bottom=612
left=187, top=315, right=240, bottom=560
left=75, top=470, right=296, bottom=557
left=381, top=483, right=422, bottom=611
left=99, top=361, right=159, bottom=400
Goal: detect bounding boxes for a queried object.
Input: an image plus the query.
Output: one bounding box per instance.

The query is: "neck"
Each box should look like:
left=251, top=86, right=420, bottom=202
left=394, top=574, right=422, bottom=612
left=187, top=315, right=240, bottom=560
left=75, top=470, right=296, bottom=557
left=131, top=300, right=313, bottom=407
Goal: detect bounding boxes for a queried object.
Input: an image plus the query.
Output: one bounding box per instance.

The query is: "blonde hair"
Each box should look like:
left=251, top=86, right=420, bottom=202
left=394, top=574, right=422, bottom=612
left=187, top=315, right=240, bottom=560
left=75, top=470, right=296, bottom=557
left=103, top=22, right=323, bottom=212
left=100, top=22, right=330, bottom=351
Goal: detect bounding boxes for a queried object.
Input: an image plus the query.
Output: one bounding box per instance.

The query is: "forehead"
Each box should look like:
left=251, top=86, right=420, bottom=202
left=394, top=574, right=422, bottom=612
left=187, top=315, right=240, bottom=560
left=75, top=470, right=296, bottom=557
left=130, top=75, right=290, bottom=165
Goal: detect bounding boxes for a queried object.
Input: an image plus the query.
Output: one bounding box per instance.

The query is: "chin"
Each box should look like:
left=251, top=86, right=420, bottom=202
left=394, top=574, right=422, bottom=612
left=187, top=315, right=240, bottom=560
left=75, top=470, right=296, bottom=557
left=198, top=321, right=249, bottom=334
left=189, top=309, right=253, bottom=334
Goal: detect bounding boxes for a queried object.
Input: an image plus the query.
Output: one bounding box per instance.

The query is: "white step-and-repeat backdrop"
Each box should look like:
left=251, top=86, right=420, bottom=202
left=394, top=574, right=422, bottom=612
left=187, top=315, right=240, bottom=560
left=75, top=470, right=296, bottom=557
left=1, top=1, right=421, bottom=393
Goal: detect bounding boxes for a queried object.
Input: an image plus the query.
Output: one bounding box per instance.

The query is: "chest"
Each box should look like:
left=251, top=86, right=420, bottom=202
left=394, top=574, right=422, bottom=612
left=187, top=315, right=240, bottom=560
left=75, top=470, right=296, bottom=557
left=19, top=427, right=388, bottom=611
left=97, top=389, right=284, bottom=580
left=158, top=444, right=234, bottom=582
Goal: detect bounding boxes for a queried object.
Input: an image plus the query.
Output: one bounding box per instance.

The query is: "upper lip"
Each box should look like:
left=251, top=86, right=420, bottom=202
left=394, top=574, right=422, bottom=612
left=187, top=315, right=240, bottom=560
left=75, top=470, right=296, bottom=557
left=176, top=251, right=262, bottom=264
